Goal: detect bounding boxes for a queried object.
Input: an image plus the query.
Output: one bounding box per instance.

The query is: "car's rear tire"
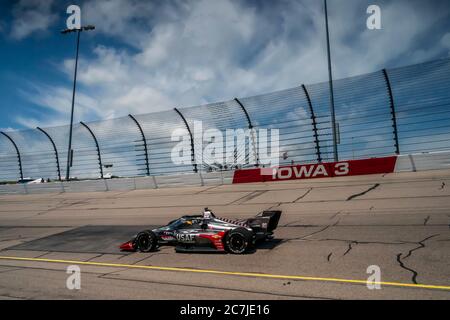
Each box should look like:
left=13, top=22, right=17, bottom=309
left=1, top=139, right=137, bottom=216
left=135, top=230, right=157, bottom=252
left=224, top=227, right=253, bottom=254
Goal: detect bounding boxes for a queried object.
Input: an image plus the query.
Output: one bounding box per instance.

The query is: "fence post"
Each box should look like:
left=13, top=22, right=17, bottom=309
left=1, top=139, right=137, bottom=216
left=301, top=85, right=322, bottom=163
left=174, top=108, right=198, bottom=173
left=1, top=132, right=24, bottom=181
left=128, top=114, right=150, bottom=176
left=80, top=121, right=104, bottom=179
left=37, top=127, right=62, bottom=181
left=234, top=98, right=259, bottom=167
left=382, top=69, right=400, bottom=155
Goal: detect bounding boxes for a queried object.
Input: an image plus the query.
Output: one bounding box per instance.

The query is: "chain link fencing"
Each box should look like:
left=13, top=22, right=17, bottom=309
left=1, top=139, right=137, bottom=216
left=1, top=58, right=450, bottom=184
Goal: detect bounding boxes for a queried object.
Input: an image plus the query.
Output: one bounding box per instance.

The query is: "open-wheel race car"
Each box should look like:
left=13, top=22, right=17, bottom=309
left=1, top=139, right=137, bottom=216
left=119, top=208, right=282, bottom=254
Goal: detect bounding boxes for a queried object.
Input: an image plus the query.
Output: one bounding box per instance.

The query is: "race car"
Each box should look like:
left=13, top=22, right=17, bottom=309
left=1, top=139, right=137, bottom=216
left=119, top=208, right=282, bottom=254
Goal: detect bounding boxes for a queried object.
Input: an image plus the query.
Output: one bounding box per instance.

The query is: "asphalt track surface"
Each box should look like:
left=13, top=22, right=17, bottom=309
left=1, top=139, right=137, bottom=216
left=0, top=170, right=449, bottom=300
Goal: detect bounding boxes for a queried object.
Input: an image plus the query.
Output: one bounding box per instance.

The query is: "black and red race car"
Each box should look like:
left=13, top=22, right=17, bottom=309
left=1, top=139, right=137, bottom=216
left=119, top=208, right=282, bottom=254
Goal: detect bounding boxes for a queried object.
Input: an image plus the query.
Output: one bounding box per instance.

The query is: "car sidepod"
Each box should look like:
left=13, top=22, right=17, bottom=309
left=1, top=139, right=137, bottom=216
left=175, top=230, right=226, bottom=253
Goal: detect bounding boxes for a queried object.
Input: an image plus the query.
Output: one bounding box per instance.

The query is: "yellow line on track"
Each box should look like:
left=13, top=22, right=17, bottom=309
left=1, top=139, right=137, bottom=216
left=0, top=255, right=449, bottom=291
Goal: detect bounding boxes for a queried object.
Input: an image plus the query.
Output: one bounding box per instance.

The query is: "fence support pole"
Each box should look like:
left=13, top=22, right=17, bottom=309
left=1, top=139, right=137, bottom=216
left=174, top=108, right=198, bottom=173
left=128, top=114, right=150, bottom=176
left=234, top=98, right=259, bottom=167
left=0, top=132, right=24, bottom=181
left=382, top=69, right=400, bottom=155
left=37, top=127, right=62, bottom=181
left=80, top=122, right=104, bottom=179
left=302, top=85, right=322, bottom=163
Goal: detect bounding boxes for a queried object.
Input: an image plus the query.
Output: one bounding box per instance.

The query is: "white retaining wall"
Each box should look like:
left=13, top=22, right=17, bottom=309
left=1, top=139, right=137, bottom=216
left=395, top=151, right=450, bottom=172
left=0, top=171, right=234, bottom=195
left=2, top=151, right=450, bottom=195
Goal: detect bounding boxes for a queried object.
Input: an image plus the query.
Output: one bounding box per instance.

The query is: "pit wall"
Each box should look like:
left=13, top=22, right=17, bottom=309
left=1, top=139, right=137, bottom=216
left=0, top=151, right=449, bottom=195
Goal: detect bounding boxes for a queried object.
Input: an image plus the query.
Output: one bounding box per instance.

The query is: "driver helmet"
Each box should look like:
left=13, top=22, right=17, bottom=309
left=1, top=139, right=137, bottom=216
left=203, top=207, right=213, bottom=219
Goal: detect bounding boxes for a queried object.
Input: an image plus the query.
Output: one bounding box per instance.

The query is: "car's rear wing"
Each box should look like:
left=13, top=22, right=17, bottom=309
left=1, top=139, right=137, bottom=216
left=248, top=210, right=282, bottom=233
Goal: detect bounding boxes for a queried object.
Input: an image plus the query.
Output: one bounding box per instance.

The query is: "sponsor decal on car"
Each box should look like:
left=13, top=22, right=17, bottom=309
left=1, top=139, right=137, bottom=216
left=176, top=234, right=196, bottom=242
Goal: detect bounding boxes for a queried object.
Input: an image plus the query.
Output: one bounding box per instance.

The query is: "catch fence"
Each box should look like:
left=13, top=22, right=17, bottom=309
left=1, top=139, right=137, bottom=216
left=1, top=58, right=449, bottom=183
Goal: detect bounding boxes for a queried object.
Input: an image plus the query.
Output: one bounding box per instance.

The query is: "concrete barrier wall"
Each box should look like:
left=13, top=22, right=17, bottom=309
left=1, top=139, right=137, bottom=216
left=1, top=151, right=449, bottom=195
left=395, top=151, right=450, bottom=172
left=231, top=151, right=450, bottom=185
left=232, top=156, right=397, bottom=184
left=0, top=171, right=234, bottom=195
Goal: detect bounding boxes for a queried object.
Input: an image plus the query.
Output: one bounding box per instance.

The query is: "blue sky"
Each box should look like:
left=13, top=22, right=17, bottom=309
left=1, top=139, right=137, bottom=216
left=0, top=0, right=449, bottom=132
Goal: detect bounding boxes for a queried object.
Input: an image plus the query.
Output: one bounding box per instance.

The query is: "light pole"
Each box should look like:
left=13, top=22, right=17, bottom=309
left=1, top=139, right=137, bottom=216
left=61, top=25, right=95, bottom=180
left=324, top=0, right=339, bottom=162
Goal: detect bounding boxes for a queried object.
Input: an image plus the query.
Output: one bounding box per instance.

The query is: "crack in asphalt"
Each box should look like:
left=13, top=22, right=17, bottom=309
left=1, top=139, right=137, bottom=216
left=229, top=190, right=267, bottom=205
left=281, top=220, right=303, bottom=227
left=274, top=221, right=339, bottom=249
left=196, top=186, right=220, bottom=194
left=346, top=184, right=380, bottom=201
left=34, top=252, right=50, bottom=259
left=93, top=252, right=169, bottom=277
left=298, top=238, right=409, bottom=263
left=131, top=251, right=170, bottom=265
left=396, top=253, right=419, bottom=284
left=395, top=234, right=440, bottom=284
left=402, top=234, right=439, bottom=259
left=85, top=254, right=104, bottom=262
left=280, top=223, right=449, bottom=228
left=342, top=241, right=358, bottom=257
left=98, top=274, right=336, bottom=300
left=300, top=238, right=408, bottom=245
left=12, top=193, right=450, bottom=211
left=423, top=216, right=430, bottom=226
left=98, top=268, right=130, bottom=278
left=293, top=188, right=313, bottom=202
left=298, top=220, right=339, bottom=241
left=329, top=211, right=342, bottom=220
left=34, top=199, right=90, bottom=216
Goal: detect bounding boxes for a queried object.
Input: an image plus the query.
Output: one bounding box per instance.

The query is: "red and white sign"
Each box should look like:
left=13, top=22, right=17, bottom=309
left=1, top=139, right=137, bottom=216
left=232, top=156, right=397, bottom=184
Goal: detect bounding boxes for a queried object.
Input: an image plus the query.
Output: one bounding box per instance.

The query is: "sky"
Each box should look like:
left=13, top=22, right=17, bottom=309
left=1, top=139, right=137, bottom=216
left=0, top=0, right=450, bottom=132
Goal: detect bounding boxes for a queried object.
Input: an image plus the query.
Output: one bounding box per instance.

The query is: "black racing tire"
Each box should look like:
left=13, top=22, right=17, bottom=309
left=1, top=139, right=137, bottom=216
left=224, top=227, right=253, bottom=254
left=135, top=230, right=158, bottom=252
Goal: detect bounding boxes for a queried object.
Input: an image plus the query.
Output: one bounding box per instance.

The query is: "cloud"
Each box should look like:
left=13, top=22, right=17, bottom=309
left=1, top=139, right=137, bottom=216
left=10, top=0, right=57, bottom=40
left=441, top=33, right=450, bottom=53
left=16, top=81, right=102, bottom=127
left=14, top=0, right=450, bottom=130
left=0, top=127, right=16, bottom=132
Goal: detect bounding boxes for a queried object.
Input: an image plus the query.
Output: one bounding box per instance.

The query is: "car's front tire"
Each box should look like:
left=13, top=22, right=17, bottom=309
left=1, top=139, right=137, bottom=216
left=224, top=227, right=253, bottom=254
left=135, top=230, right=158, bottom=252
